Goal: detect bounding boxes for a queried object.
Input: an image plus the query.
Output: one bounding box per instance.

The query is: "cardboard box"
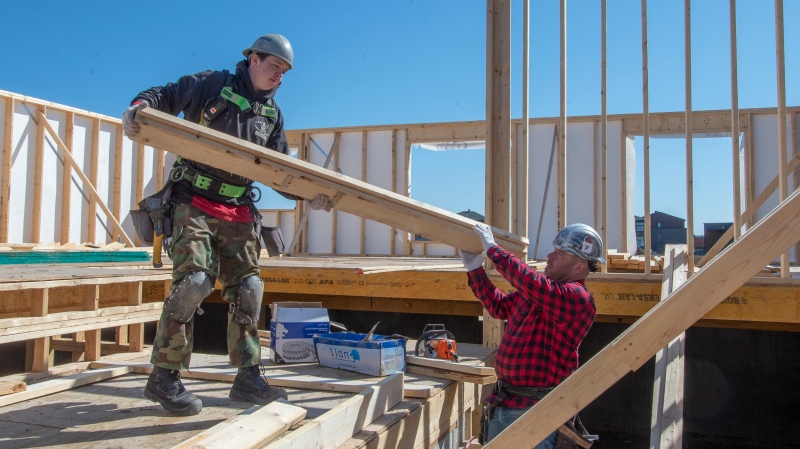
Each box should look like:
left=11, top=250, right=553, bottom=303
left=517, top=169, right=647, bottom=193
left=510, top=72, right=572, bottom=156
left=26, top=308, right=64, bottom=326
left=270, top=302, right=330, bottom=363
left=313, top=332, right=407, bottom=376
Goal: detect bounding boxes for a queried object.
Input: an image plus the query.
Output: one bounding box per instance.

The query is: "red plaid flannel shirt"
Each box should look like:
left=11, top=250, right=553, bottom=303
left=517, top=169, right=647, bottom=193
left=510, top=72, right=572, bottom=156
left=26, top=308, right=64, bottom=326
left=467, top=245, right=596, bottom=408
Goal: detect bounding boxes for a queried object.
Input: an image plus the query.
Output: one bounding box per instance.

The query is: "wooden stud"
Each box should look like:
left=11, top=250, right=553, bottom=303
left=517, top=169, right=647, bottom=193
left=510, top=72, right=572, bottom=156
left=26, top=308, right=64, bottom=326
left=483, top=309, right=503, bottom=349
left=684, top=0, right=695, bottom=272
left=331, top=132, right=340, bottom=254
left=601, top=0, right=608, bottom=272
left=128, top=281, right=144, bottom=352
left=135, top=140, right=145, bottom=243
left=60, top=111, right=74, bottom=245
left=32, top=105, right=45, bottom=243
left=88, top=117, right=100, bottom=244
left=793, top=113, right=800, bottom=260
left=592, top=121, right=598, bottom=229
left=746, top=113, right=755, bottom=228
left=83, top=284, right=101, bottom=361
left=730, top=0, right=742, bottom=241
left=29, top=289, right=50, bottom=372
left=642, top=0, right=651, bottom=274
left=360, top=131, right=367, bottom=255
left=486, top=0, right=512, bottom=233
left=112, top=122, right=124, bottom=243
left=403, top=134, right=412, bottom=255
left=1, top=97, right=13, bottom=242
left=522, top=0, right=530, bottom=241
left=650, top=244, right=688, bottom=448
left=391, top=129, right=397, bottom=255
left=775, top=0, right=789, bottom=277
left=511, top=124, right=519, bottom=235
left=621, top=133, right=628, bottom=252
left=558, top=0, right=567, bottom=229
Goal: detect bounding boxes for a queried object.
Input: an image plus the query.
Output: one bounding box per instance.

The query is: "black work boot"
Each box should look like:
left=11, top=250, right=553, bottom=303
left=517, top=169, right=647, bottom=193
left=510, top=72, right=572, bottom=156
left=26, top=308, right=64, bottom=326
left=229, top=365, right=288, bottom=404
left=144, top=366, right=203, bottom=416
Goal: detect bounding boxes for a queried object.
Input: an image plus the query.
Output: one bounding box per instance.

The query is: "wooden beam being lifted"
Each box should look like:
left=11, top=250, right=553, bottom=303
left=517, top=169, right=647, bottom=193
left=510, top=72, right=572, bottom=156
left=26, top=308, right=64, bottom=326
left=133, top=109, right=528, bottom=256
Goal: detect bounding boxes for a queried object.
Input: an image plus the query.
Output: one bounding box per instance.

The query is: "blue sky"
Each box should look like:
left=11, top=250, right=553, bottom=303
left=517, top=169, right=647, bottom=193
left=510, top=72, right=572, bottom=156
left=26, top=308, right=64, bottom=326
left=1, top=1, right=798, bottom=234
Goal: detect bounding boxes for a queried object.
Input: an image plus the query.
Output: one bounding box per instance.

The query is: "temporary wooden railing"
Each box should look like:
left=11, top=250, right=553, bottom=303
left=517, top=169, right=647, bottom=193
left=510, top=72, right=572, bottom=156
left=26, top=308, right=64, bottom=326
left=0, top=270, right=170, bottom=371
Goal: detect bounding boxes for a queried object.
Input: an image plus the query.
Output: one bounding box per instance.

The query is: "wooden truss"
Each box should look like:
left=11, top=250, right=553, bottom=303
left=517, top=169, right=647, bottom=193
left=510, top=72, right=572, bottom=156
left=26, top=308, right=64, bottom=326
left=132, top=108, right=528, bottom=257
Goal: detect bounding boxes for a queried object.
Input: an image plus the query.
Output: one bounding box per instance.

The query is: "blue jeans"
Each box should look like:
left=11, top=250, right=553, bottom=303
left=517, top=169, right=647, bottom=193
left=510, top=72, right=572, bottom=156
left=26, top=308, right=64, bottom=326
left=485, top=406, right=558, bottom=449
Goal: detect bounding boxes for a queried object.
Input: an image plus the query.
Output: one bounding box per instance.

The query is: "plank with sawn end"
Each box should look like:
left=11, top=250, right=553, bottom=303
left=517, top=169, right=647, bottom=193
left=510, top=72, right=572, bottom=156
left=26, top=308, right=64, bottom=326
left=169, top=399, right=306, bottom=449
left=263, top=372, right=403, bottom=449
left=0, top=380, right=26, bottom=396
left=133, top=108, right=528, bottom=256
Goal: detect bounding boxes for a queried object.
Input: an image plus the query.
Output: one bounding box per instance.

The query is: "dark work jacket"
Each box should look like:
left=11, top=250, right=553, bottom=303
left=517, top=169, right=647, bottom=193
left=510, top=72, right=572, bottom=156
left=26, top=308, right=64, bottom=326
left=132, top=60, right=293, bottom=206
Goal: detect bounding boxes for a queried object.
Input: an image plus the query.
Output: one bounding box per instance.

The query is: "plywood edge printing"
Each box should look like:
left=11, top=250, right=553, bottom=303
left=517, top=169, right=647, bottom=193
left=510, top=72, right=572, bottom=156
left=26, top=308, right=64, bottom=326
left=133, top=108, right=528, bottom=257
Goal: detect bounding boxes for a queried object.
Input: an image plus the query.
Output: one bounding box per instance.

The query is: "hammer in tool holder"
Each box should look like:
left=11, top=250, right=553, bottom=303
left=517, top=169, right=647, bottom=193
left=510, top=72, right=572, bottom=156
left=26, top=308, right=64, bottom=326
left=144, top=197, right=171, bottom=268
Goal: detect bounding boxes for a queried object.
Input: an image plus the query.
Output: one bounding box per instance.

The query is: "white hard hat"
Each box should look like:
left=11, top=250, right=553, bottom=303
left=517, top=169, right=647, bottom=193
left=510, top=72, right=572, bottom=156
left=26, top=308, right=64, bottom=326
left=553, top=223, right=606, bottom=264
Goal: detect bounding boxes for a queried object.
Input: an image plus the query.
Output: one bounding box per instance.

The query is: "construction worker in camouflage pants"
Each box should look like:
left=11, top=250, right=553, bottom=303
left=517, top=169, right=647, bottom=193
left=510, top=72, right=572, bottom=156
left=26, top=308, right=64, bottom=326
left=122, top=33, right=332, bottom=416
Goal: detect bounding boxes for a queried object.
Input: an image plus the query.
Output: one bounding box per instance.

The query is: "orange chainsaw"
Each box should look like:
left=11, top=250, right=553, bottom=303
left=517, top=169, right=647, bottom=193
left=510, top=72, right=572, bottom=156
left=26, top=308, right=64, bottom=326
left=415, top=324, right=459, bottom=362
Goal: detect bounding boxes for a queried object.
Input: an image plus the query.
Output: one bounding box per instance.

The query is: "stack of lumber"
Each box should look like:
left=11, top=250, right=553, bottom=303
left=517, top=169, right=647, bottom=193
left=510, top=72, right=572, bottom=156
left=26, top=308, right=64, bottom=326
left=606, top=251, right=664, bottom=273
left=605, top=250, right=780, bottom=276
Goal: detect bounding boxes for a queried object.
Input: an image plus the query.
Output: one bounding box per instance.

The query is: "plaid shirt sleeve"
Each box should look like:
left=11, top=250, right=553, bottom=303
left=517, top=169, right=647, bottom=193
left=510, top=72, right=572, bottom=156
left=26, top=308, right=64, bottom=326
left=467, top=245, right=596, bottom=408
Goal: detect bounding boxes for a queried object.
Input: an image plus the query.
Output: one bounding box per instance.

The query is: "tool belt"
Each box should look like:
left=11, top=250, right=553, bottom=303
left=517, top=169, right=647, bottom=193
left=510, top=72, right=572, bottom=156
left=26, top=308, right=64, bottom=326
left=170, top=165, right=254, bottom=200
left=130, top=181, right=174, bottom=246
left=494, top=380, right=553, bottom=403
left=555, top=415, right=597, bottom=449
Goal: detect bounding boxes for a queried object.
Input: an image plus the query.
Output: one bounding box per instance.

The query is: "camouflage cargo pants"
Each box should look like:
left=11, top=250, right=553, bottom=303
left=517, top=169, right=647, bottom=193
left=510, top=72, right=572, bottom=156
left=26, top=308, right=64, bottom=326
left=151, top=203, right=262, bottom=370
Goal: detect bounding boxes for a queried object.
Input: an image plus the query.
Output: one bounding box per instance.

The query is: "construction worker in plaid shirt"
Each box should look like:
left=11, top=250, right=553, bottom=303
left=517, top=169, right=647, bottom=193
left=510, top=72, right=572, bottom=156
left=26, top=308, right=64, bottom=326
left=459, top=222, right=604, bottom=448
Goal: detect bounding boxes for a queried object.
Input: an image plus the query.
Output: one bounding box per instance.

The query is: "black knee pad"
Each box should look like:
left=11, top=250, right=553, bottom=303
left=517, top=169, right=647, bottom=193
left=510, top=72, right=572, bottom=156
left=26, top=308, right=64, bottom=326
left=229, top=275, right=264, bottom=325
left=163, top=271, right=214, bottom=323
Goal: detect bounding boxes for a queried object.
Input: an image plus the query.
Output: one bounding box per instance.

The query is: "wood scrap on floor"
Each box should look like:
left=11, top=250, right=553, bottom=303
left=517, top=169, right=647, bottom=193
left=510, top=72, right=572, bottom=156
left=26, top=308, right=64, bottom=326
left=0, top=366, right=133, bottom=408
left=169, top=399, right=307, bottom=449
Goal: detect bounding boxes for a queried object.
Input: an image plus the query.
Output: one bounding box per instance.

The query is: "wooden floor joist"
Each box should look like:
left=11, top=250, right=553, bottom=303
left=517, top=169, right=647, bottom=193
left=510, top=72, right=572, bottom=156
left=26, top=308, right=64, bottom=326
left=485, top=188, right=800, bottom=447
left=133, top=108, right=528, bottom=256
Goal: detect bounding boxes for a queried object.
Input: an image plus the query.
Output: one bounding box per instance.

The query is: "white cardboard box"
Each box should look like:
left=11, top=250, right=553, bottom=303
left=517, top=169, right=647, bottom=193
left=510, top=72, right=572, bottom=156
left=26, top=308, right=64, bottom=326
left=313, top=332, right=407, bottom=376
left=269, top=302, right=330, bottom=363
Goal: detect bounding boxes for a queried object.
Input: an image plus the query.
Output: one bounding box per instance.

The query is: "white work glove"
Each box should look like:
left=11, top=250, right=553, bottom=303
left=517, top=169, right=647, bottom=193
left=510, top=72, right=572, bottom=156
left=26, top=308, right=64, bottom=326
left=459, top=249, right=484, bottom=272
left=473, top=223, right=497, bottom=252
left=308, top=194, right=332, bottom=212
left=122, top=101, right=148, bottom=138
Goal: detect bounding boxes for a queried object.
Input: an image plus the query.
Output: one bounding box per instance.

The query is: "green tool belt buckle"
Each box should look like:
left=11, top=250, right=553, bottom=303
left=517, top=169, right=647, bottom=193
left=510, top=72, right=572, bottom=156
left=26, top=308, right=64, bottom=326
left=219, top=183, right=246, bottom=198
left=193, top=174, right=212, bottom=190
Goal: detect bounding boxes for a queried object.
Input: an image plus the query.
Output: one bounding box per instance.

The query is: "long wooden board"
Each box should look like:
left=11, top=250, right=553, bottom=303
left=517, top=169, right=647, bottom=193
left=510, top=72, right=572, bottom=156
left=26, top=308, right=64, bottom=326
left=89, top=362, right=436, bottom=398
left=170, top=400, right=307, bottom=449
left=485, top=188, right=800, bottom=447
left=0, top=303, right=163, bottom=344
left=263, top=373, right=404, bottom=449
left=133, top=109, right=528, bottom=256
left=0, top=366, right=132, bottom=408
